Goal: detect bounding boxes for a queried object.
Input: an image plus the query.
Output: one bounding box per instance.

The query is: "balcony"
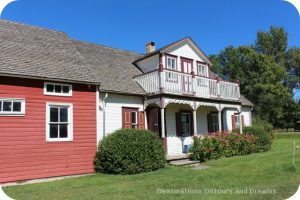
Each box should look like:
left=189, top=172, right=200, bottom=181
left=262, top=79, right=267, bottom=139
left=134, top=69, right=240, bottom=101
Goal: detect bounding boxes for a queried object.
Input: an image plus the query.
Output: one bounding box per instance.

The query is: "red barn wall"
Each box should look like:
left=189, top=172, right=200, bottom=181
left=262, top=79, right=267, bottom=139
left=0, top=76, right=97, bottom=183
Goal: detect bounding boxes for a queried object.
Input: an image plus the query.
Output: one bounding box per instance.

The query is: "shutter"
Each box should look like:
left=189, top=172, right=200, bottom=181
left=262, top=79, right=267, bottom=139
left=241, top=115, right=245, bottom=127
left=175, top=112, right=181, bottom=137
left=138, top=111, right=145, bottom=129
left=122, top=108, right=132, bottom=128
left=231, top=115, right=236, bottom=130
left=207, top=113, right=212, bottom=133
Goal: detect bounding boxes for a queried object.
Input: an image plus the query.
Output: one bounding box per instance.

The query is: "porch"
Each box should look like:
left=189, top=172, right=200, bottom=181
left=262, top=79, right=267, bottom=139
left=145, top=97, right=243, bottom=156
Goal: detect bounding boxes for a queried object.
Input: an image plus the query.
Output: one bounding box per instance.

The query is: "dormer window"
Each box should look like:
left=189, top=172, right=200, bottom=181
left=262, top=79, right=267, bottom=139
left=166, top=56, right=177, bottom=70
left=197, top=62, right=208, bottom=77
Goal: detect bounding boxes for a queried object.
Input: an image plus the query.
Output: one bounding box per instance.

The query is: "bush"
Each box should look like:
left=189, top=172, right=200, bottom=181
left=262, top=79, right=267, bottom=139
left=243, top=126, right=273, bottom=152
left=190, top=132, right=256, bottom=162
left=94, top=129, right=166, bottom=174
left=252, top=118, right=273, bottom=133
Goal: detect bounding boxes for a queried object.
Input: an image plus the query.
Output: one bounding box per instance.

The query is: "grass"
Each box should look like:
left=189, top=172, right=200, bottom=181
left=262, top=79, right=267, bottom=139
left=4, top=133, right=300, bottom=200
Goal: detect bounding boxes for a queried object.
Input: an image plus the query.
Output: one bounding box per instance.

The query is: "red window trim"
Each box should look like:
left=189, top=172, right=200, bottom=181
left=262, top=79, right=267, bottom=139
left=165, top=54, right=178, bottom=70
left=180, top=57, right=193, bottom=73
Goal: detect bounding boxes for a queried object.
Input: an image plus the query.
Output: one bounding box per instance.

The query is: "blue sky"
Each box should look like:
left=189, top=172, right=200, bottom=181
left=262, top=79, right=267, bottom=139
left=1, top=0, right=300, bottom=98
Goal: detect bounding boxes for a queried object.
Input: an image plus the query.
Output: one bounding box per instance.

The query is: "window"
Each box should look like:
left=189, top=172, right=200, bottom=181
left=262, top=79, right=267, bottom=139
left=166, top=57, right=177, bottom=70
left=131, top=111, right=138, bottom=129
left=44, top=82, right=72, bottom=96
left=197, top=63, right=208, bottom=77
left=0, top=99, right=25, bottom=115
left=46, top=103, right=73, bottom=142
left=122, top=107, right=144, bottom=129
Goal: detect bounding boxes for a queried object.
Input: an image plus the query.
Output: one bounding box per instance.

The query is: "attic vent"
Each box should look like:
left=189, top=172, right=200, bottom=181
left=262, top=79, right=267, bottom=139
left=145, top=42, right=155, bottom=54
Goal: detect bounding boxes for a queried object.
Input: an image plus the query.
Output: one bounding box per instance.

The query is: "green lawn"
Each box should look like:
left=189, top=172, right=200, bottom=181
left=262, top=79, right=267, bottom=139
left=4, top=133, right=300, bottom=200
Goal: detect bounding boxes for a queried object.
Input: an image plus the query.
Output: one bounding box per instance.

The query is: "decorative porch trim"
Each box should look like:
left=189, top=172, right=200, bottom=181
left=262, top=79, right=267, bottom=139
left=144, top=98, right=161, bottom=109
left=164, top=98, right=194, bottom=109
left=220, top=104, right=241, bottom=112
left=195, top=102, right=220, bottom=111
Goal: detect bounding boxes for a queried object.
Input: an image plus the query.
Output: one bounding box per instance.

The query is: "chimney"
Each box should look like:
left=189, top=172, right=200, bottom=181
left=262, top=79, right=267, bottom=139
left=145, top=42, right=155, bottom=53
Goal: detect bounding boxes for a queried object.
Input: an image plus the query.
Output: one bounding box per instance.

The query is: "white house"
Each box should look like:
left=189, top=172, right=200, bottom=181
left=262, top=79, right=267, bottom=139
left=74, top=37, right=254, bottom=156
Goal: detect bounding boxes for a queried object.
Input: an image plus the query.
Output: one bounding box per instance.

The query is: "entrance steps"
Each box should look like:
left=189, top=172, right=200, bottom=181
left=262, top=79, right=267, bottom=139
left=167, top=154, right=200, bottom=166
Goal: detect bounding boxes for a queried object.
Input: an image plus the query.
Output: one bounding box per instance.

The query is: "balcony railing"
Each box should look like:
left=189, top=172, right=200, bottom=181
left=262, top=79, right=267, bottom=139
left=134, top=69, right=240, bottom=101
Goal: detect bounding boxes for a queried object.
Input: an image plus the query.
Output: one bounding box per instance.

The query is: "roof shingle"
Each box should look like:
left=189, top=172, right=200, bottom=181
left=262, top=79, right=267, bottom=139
left=0, top=20, right=100, bottom=84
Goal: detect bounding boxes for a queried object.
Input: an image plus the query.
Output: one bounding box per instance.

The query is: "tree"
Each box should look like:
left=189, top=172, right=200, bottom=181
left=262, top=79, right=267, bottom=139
left=255, top=26, right=288, bottom=64
left=285, top=48, right=300, bottom=89
left=210, top=27, right=300, bottom=128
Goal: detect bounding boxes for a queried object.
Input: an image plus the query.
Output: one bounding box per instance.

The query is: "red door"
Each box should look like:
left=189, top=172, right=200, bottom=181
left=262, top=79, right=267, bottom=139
left=181, top=58, right=193, bottom=93
left=147, top=107, right=160, bottom=137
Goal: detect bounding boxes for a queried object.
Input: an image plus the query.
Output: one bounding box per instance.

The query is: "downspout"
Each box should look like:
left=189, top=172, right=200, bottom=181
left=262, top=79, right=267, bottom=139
left=96, top=85, right=100, bottom=147
left=102, top=93, right=109, bottom=138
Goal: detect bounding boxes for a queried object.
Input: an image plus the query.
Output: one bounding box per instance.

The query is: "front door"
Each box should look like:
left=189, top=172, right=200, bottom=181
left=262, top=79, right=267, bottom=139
left=147, top=107, right=160, bottom=137
left=180, top=112, right=192, bottom=137
left=181, top=58, right=193, bottom=93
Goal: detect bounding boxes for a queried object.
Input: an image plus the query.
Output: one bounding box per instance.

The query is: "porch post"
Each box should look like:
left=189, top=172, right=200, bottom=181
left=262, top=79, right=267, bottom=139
left=239, top=112, right=243, bottom=134
left=193, top=110, right=197, bottom=135
left=218, top=110, right=222, bottom=132
left=161, top=108, right=165, bottom=138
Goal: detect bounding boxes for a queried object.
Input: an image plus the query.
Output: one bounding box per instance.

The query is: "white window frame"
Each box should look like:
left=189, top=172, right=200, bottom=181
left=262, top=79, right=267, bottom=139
left=44, top=82, right=73, bottom=97
left=0, top=98, right=26, bottom=116
left=131, top=111, right=138, bottom=129
left=166, top=56, right=177, bottom=71
left=197, top=63, right=208, bottom=77
left=46, top=102, right=73, bottom=142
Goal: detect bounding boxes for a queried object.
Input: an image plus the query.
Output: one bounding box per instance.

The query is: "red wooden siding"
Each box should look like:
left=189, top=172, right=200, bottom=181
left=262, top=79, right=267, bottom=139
left=0, top=76, right=97, bottom=183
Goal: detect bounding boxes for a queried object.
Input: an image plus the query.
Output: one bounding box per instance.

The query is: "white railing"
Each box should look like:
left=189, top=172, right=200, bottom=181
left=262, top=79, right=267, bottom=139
left=134, top=69, right=240, bottom=100
left=164, top=70, right=193, bottom=94
left=194, top=76, right=218, bottom=98
left=219, top=81, right=240, bottom=100
left=134, top=70, right=160, bottom=93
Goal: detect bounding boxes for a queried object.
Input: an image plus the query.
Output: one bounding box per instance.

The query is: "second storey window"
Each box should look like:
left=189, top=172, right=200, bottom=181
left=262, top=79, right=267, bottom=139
left=0, top=99, right=26, bottom=115
left=197, top=63, right=208, bottom=77
left=46, top=103, right=73, bottom=142
left=44, top=82, right=72, bottom=96
left=166, top=56, right=177, bottom=70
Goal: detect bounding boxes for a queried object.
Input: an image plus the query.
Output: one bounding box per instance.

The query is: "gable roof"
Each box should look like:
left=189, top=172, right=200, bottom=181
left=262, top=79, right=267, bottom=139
left=133, top=37, right=213, bottom=66
left=0, top=19, right=100, bottom=85
left=72, top=40, right=146, bottom=95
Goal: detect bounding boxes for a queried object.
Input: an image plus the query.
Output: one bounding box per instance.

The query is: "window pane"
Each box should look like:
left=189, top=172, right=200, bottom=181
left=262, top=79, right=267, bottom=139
left=13, top=102, right=21, bottom=112
left=3, top=101, right=12, bottom=111
left=59, top=124, right=68, bottom=138
left=50, top=107, right=58, bottom=122
left=62, top=86, right=70, bottom=94
left=60, top=107, right=68, bottom=122
left=131, top=112, right=137, bottom=124
left=167, top=58, right=171, bottom=68
left=50, top=124, right=58, bottom=138
left=0, top=101, right=2, bottom=111
left=55, top=85, right=62, bottom=93
left=46, top=84, right=54, bottom=92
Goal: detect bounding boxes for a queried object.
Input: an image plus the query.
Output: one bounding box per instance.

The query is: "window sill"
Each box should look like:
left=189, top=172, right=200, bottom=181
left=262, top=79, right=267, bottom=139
left=44, top=93, right=72, bottom=97
left=0, top=114, right=25, bottom=117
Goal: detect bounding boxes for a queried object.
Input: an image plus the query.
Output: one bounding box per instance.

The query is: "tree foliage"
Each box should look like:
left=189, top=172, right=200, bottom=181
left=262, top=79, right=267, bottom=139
left=210, top=27, right=300, bottom=128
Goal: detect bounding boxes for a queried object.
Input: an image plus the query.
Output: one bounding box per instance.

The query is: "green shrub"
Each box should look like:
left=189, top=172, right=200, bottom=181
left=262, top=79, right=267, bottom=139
left=190, top=132, right=256, bottom=162
left=243, top=126, right=273, bottom=152
left=94, top=129, right=166, bottom=174
left=252, top=118, right=273, bottom=133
